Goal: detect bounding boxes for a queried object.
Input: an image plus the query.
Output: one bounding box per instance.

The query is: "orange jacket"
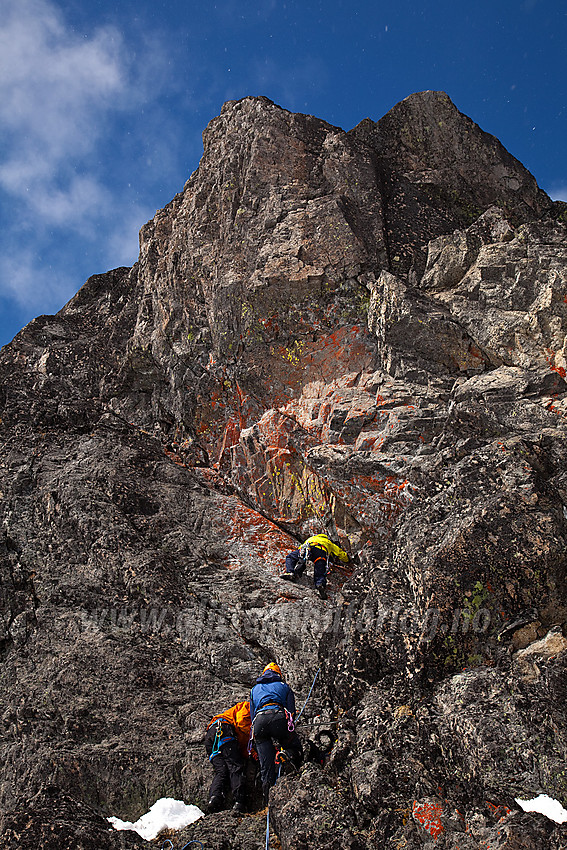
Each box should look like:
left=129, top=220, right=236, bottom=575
left=208, top=701, right=251, bottom=757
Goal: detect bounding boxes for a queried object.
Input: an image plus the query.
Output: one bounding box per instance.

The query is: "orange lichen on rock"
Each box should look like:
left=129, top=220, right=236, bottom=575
left=412, top=799, right=444, bottom=839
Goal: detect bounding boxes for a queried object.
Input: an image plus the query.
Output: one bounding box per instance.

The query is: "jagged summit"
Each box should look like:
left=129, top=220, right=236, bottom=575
left=0, top=94, right=566, bottom=849
left=375, top=89, right=549, bottom=207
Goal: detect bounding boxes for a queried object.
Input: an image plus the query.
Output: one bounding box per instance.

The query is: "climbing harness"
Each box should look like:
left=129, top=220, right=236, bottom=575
left=298, top=543, right=330, bottom=577
left=209, top=721, right=222, bottom=761
left=274, top=748, right=297, bottom=772
left=208, top=719, right=233, bottom=761
left=284, top=707, right=295, bottom=731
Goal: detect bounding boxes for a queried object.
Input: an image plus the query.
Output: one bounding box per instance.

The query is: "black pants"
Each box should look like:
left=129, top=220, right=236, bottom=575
left=253, top=708, right=303, bottom=798
left=286, top=546, right=328, bottom=588
left=204, top=724, right=247, bottom=805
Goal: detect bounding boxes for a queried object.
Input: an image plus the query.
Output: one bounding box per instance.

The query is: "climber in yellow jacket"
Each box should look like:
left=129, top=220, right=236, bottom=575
left=204, top=700, right=252, bottom=815
left=281, top=532, right=354, bottom=600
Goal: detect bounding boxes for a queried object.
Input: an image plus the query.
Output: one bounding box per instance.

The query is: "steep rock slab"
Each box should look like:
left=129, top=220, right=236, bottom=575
left=107, top=94, right=551, bottom=478
left=368, top=269, right=489, bottom=381
left=0, top=307, right=326, bottom=829
left=275, top=220, right=567, bottom=848
left=0, top=92, right=565, bottom=848
left=112, top=96, right=388, bottom=464
left=422, top=214, right=567, bottom=376
left=350, top=90, right=551, bottom=275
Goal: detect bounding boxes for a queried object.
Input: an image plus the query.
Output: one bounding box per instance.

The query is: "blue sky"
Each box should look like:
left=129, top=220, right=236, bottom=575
left=0, top=0, right=565, bottom=349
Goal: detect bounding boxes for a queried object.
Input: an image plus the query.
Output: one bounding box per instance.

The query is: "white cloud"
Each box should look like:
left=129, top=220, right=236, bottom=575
left=0, top=0, right=126, bottom=229
left=0, top=247, right=76, bottom=312
left=32, top=176, right=113, bottom=234
left=0, top=0, right=180, bottom=326
left=545, top=184, right=567, bottom=202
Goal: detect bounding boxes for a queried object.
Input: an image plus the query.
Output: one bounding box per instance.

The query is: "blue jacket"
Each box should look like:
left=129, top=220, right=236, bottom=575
left=250, top=671, right=296, bottom=719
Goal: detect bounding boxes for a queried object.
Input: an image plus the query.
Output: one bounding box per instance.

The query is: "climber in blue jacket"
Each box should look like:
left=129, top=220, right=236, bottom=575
left=249, top=662, right=303, bottom=803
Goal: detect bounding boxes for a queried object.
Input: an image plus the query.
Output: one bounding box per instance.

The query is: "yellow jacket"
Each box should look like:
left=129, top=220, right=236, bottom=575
left=300, top=534, right=349, bottom=564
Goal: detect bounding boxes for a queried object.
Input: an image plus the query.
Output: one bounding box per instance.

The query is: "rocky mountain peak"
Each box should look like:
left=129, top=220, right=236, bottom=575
left=1, top=93, right=566, bottom=849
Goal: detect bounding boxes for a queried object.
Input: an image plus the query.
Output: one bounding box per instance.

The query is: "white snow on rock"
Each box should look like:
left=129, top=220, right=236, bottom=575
left=515, top=794, right=567, bottom=824
left=108, top=797, right=204, bottom=841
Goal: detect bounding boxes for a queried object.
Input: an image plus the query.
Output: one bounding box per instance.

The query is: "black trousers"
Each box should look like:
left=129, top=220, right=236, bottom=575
left=204, top=724, right=247, bottom=804
left=252, top=708, right=303, bottom=796
left=285, top=546, right=328, bottom=588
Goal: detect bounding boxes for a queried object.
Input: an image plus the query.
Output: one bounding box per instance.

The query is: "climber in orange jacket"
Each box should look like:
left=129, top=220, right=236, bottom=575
left=204, top=700, right=252, bottom=815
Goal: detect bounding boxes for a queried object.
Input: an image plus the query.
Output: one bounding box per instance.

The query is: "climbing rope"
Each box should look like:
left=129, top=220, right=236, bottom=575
left=296, top=667, right=321, bottom=721
left=265, top=804, right=270, bottom=850
left=161, top=840, right=204, bottom=850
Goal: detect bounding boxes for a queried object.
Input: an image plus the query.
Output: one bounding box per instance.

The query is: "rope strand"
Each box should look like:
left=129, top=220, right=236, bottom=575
left=265, top=804, right=270, bottom=850
left=296, top=667, right=321, bottom=721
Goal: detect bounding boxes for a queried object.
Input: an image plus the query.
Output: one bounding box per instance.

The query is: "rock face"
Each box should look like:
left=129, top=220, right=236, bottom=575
left=0, top=91, right=566, bottom=849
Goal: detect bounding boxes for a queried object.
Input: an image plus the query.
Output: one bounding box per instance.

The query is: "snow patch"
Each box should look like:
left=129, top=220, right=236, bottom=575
left=108, top=797, right=204, bottom=841
left=515, top=794, right=567, bottom=824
